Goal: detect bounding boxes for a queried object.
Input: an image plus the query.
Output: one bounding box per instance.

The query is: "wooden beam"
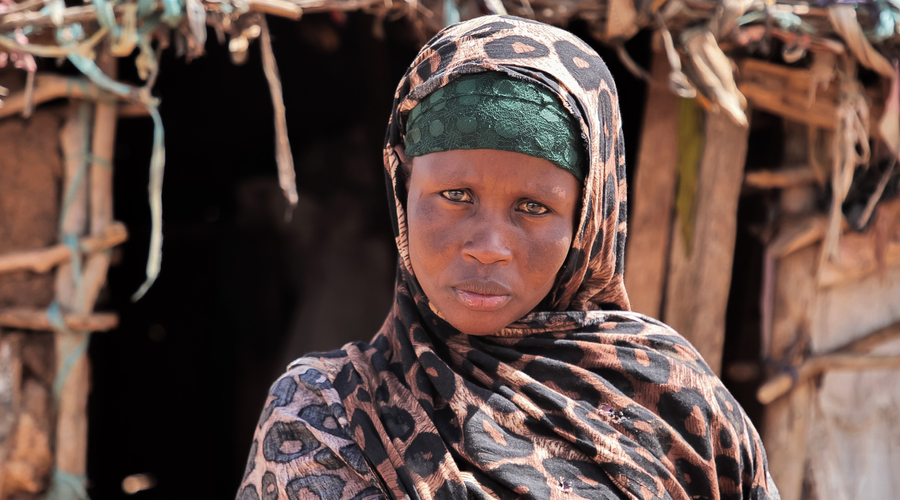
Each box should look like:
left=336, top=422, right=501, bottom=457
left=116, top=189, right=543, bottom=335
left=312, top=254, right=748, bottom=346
left=759, top=353, right=900, bottom=404
left=624, top=49, right=679, bottom=318
left=663, top=108, right=749, bottom=375
left=744, top=166, right=819, bottom=189
left=759, top=320, right=900, bottom=405
left=0, top=309, right=118, bottom=332
left=819, top=199, right=900, bottom=288
left=244, top=0, right=303, bottom=19
left=0, top=0, right=392, bottom=30
left=737, top=59, right=884, bottom=137
left=0, top=74, right=112, bottom=121
left=762, top=243, right=818, bottom=500
left=51, top=96, right=92, bottom=496
left=767, top=215, right=830, bottom=259
left=0, top=222, right=127, bottom=275
left=52, top=48, right=119, bottom=491
left=117, top=102, right=151, bottom=118
left=837, top=320, right=900, bottom=354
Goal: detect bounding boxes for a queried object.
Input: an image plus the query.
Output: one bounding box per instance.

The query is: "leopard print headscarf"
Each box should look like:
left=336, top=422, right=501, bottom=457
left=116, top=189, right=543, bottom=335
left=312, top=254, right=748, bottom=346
left=238, top=15, right=779, bottom=500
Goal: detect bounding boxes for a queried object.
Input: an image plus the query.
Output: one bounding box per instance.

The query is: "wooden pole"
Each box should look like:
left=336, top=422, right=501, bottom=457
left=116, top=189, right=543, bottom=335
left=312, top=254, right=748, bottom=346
left=0, top=309, right=118, bottom=332
left=53, top=99, right=92, bottom=494
left=663, top=108, right=749, bottom=374
left=0, top=75, right=111, bottom=120
left=761, top=246, right=817, bottom=500
left=52, top=45, right=119, bottom=495
left=759, top=122, right=821, bottom=500
left=79, top=47, right=117, bottom=313
left=0, top=223, right=127, bottom=275
left=624, top=48, right=680, bottom=318
left=758, top=320, right=900, bottom=403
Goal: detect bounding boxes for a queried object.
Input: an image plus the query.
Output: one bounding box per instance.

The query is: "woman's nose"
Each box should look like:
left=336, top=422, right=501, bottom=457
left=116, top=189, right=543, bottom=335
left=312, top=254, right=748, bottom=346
left=462, top=216, right=513, bottom=265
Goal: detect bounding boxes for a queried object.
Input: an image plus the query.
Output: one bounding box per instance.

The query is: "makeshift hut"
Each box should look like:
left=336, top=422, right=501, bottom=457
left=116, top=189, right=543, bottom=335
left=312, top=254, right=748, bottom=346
left=621, top=5, right=900, bottom=500
left=0, top=0, right=897, bottom=497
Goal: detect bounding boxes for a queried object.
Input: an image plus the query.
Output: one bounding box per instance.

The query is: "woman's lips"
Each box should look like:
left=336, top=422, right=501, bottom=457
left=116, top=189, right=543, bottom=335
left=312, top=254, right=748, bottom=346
left=452, top=280, right=511, bottom=311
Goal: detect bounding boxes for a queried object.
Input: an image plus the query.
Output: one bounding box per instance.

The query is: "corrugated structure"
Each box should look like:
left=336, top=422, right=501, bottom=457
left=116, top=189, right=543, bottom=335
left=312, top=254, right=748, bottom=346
left=0, top=0, right=898, bottom=497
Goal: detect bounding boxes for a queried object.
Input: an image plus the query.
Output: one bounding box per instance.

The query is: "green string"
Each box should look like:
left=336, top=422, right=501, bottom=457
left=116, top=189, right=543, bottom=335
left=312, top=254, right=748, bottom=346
left=46, top=302, right=91, bottom=404
left=44, top=470, right=89, bottom=500
left=62, top=234, right=83, bottom=288
left=58, top=22, right=168, bottom=302
left=57, top=102, right=92, bottom=242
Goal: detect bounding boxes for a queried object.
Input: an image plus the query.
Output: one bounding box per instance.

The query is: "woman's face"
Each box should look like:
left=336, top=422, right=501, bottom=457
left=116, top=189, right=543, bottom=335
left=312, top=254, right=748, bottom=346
left=406, top=149, right=580, bottom=335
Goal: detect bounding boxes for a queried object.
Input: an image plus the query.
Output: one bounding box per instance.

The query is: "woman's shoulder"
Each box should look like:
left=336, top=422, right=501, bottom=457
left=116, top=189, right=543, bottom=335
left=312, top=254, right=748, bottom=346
left=260, top=347, right=364, bottom=429
left=237, top=348, right=386, bottom=500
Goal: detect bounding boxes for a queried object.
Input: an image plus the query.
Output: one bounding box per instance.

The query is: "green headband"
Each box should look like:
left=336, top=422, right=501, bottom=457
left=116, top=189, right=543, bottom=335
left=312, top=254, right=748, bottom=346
left=404, top=72, right=586, bottom=181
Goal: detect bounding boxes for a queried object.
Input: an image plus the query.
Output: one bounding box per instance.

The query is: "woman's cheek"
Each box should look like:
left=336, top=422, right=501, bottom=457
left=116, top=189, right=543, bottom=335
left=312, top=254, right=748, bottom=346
left=410, top=198, right=456, bottom=268
left=526, top=221, right=573, bottom=277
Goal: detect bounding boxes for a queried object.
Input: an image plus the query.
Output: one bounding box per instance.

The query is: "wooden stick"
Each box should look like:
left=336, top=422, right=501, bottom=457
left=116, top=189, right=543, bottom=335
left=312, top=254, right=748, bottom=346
left=89, top=54, right=116, bottom=238
left=52, top=99, right=92, bottom=494
left=758, top=320, right=900, bottom=404
left=55, top=102, right=91, bottom=308
left=0, top=0, right=47, bottom=16
left=0, top=309, right=118, bottom=332
left=767, top=216, right=829, bottom=259
left=48, top=50, right=120, bottom=489
left=762, top=238, right=819, bottom=500
left=258, top=16, right=298, bottom=216
left=0, top=74, right=120, bottom=121
left=117, top=102, right=151, bottom=118
left=856, top=158, right=896, bottom=228
left=0, top=222, right=127, bottom=275
left=836, top=320, right=900, bottom=354
left=0, top=0, right=386, bottom=30
left=764, top=379, right=813, bottom=500
left=737, top=59, right=884, bottom=138
left=664, top=107, right=749, bottom=375
left=744, top=166, right=819, bottom=189
left=818, top=199, right=900, bottom=288
left=758, top=354, right=900, bottom=404
left=0, top=4, right=98, bottom=30
left=624, top=49, right=680, bottom=318
left=244, top=0, right=302, bottom=19
left=77, top=48, right=117, bottom=315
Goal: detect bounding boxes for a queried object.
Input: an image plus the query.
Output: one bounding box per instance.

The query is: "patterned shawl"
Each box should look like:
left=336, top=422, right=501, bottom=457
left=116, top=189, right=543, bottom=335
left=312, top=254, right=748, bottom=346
left=238, top=15, right=779, bottom=500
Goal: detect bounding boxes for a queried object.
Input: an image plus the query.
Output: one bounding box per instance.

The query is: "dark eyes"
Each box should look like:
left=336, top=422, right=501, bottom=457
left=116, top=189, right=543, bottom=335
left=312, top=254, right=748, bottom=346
left=441, top=189, right=471, bottom=203
left=439, top=190, right=550, bottom=215
left=518, top=201, right=550, bottom=215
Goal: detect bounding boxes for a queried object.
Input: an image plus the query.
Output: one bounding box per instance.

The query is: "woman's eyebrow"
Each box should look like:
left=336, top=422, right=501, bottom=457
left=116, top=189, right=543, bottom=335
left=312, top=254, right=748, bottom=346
left=519, top=182, right=573, bottom=202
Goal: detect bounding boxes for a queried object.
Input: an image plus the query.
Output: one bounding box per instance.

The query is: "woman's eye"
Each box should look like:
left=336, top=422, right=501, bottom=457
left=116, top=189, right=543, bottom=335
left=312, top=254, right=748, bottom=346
left=441, top=190, right=471, bottom=202
left=519, top=201, right=550, bottom=215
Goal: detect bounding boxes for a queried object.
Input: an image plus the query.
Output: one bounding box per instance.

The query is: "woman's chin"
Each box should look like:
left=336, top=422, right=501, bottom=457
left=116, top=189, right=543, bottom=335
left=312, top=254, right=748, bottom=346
left=440, top=307, right=519, bottom=336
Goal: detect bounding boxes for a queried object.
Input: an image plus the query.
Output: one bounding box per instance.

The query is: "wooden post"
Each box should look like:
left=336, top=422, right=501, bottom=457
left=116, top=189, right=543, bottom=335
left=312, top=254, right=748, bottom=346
left=52, top=46, right=119, bottom=494
left=762, top=245, right=818, bottom=500
left=663, top=109, right=749, bottom=374
left=53, top=100, right=92, bottom=493
left=759, top=121, right=819, bottom=500
left=624, top=48, right=680, bottom=318
left=80, top=47, right=117, bottom=313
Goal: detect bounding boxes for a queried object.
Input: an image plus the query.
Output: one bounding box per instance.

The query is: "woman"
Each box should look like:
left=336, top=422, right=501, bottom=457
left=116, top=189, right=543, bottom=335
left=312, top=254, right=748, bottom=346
left=238, top=15, right=779, bottom=500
